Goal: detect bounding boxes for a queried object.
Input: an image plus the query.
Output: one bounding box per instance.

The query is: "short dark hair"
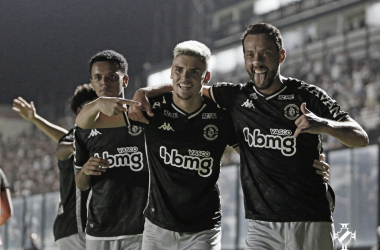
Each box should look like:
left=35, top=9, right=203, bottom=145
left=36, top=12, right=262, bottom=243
left=89, top=50, right=128, bottom=74
left=241, top=23, right=284, bottom=54
left=69, top=84, right=98, bottom=114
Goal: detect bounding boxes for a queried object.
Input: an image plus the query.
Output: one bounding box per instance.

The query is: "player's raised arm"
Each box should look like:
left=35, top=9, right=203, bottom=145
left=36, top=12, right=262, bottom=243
left=294, top=103, right=368, bottom=147
left=12, top=97, right=68, bottom=143
left=128, top=83, right=173, bottom=124
left=75, top=97, right=140, bottom=129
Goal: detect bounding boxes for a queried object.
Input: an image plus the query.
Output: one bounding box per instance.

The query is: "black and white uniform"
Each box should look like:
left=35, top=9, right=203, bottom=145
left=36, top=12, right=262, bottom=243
left=54, top=129, right=88, bottom=250
left=143, top=93, right=238, bottom=233
left=0, top=168, right=10, bottom=194
left=210, top=78, right=347, bottom=222
left=74, top=114, right=148, bottom=240
left=53, top=129, right=89, bottom=249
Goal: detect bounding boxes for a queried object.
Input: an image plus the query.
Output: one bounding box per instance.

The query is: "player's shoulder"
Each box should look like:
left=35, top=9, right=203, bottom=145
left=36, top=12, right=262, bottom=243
left=148, top=92, right=172, bottom=109
left=285, top=77, right=320, bottom=91
left=212, top=81, right=249, bottom=90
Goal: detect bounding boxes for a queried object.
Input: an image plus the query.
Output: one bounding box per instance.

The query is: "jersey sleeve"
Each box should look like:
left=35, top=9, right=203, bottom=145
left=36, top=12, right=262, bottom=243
left=301, top=83, right=349, bottom=121
left=224, top=111, right=239, bottom=148
left=209, top=82, right=242, bottom=109
left=0, top=169, right=10, bottom=191
left=59, top=128, right=74, bottom=144
left=73, top=126, right=89, bottom=170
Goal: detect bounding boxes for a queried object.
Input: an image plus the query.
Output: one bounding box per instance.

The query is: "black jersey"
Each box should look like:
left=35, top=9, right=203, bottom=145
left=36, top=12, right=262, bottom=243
left=74, top=115, right=148, bottom=238
left=210, top=78, right=348, bottom=222
left=53, top=129, right=89, bottom=241
left=143, top=93, right=238, bottom=232
left=0, top=169, right=10, bottom=191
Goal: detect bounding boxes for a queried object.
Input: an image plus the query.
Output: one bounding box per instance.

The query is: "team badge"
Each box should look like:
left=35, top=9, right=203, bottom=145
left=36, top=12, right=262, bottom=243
left=284, top=104, right=300, bottom=120
left=128, top=125, right=143, bottom=136
left=203, top=124, right=218, bottom=141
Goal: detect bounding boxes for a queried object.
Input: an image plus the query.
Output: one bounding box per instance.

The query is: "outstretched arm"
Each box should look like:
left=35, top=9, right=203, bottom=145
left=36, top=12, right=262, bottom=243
left=75, top=97, right=140, bottom=129
left=128, top=84, right=174, bottom=124
left=12, top=97, right=68, bottom=143
left=0, top=189, right=13, bottom=226
left=294, top=103, right=368, bottom=147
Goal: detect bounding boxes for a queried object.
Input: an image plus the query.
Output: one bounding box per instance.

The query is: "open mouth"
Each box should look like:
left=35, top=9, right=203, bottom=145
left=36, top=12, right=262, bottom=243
left=179, top=83, right=192, bottom=90
left=253, top=69, right=267, bottom=85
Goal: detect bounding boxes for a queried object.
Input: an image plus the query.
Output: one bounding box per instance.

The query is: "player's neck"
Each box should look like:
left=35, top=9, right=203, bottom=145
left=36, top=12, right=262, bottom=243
left=173, top=94, right=204, bottom=114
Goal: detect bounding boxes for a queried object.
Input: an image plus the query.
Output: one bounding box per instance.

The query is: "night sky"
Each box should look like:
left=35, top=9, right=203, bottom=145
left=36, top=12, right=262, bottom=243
left=0, top=0, right=161, bottom=117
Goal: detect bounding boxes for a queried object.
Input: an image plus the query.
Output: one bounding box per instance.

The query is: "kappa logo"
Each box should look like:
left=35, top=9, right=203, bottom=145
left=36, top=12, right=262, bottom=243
left=241, top=99, right=255, bottom=109
left=159, top=122, right=174, bottom=131
left=278, top=94, right=294, bottom=100
left=249, top=93, right=258, bottom=99
left=88, top=129, right=102, bottom=138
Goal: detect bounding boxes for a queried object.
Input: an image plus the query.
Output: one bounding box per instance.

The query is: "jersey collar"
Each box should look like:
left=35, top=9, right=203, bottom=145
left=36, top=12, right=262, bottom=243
left=251, top=81, right=288, bottom=101
left=171, top=97, right=207, bottom=119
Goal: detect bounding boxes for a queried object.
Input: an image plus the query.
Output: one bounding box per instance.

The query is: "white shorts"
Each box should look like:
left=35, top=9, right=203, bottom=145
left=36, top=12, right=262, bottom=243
left=142, top=218, right=221, bottom=250
left=245, top=220, right=336, bottom=250
left=86, top=235, right=143, bottom=250
left=56, top=232, right=86, bottom=250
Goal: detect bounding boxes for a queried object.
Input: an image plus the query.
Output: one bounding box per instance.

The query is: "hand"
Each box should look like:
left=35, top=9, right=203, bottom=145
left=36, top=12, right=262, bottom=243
left=294, top=102, right=327, bottom=138
left=12, top=97, right=37, bottom=122
left=313, top=153, right=330, bottom=183
left=97, top=97, right=140, bottom=117
left=81, top=157, right=110, bottom=176
left=128, top=89, right=154, bottom=124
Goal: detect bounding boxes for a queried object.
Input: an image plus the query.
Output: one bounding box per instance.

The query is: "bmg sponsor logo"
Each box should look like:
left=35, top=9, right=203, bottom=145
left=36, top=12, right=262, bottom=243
left=94, top=150, right=144, bottom=171
left=160, top=146, right=213, bottom=177
left=243, top=128, right=296, bottom=156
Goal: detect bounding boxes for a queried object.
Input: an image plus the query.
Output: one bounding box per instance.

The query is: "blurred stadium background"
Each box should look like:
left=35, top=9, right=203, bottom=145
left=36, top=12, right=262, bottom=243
left=1, top=0, right=379, bottom=249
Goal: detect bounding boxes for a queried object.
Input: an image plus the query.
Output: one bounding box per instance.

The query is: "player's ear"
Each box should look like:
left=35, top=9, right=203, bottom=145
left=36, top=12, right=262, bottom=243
left=203, top=71, right=211, bottom=85
left=279, top=49, right=286, bottom=64
left=123, top=75, right=129, bottom=88
left=170, top=67, right=173, bottom=79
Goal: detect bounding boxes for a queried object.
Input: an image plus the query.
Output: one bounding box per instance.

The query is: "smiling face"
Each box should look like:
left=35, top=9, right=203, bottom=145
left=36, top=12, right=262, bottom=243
left=90, top=61, right=128, bottom=98
left=170, top=55, right=210, bottom=101
left=244, top=34, right=285, bottom=95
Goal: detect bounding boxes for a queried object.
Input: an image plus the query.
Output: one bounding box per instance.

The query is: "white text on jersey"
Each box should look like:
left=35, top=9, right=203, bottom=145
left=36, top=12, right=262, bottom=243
left=160, top=146, right=213, bottom=177
left=93, top=151, right=144, bottom=171
left=243, top=128, right=296, bottom=156
left=241, top=99, right=255, bottom=109
left=298, top=84, right=343, bottom=118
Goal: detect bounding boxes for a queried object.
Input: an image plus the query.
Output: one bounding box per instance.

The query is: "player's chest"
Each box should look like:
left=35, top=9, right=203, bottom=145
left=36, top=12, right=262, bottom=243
left=234, top=92, right=305, bottom=129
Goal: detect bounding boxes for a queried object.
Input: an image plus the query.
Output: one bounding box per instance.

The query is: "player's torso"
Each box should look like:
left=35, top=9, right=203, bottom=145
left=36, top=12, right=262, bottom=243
left=75, top=125, right=148, bottom=237
left=143, top=93, right=234, bottom=232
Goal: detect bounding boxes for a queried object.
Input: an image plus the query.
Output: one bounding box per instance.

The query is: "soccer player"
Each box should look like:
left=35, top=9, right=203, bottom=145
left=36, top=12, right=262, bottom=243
left=128, top=24, right=368, bottom=249
left=12, top=84, right=98, bottom=250
left=0, top=168, right=13, bottom=226
left=73, top=50, right=148, bottom=250
left=75, top=41, right=239, bottom=250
